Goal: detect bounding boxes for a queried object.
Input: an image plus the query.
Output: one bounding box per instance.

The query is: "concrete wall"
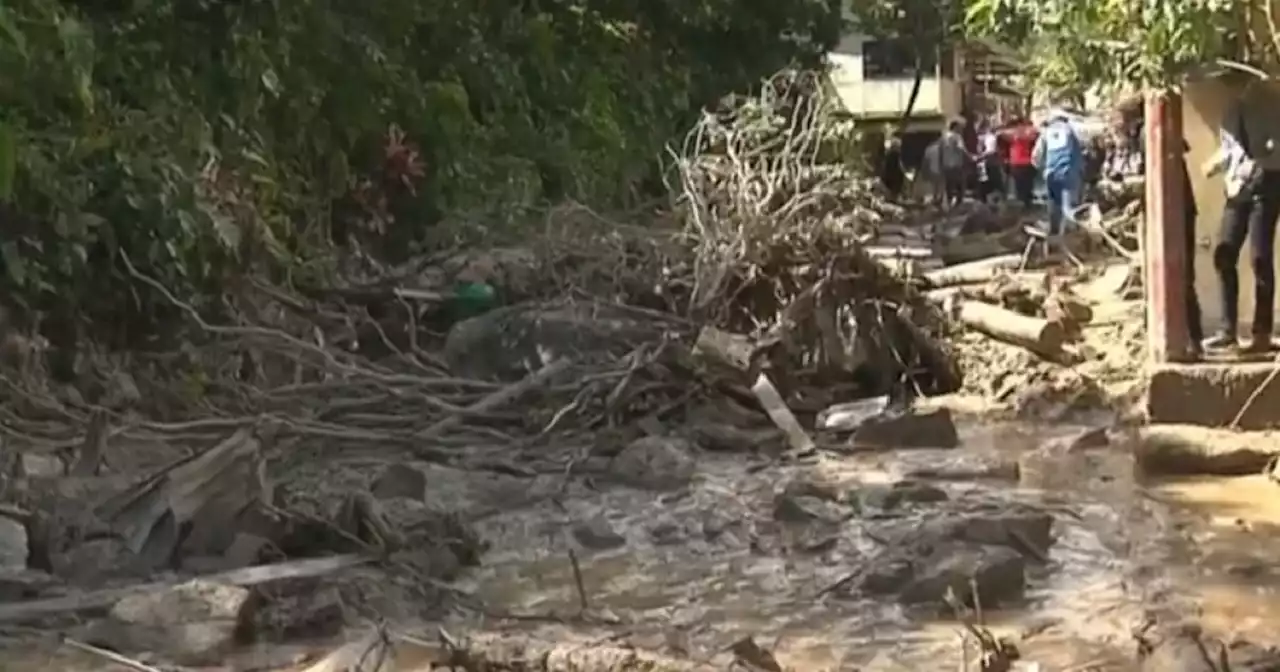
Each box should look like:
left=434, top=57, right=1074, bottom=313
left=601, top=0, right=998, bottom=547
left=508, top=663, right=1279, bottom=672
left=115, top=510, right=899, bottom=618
left=1182, top=79, right=1280, bottom=334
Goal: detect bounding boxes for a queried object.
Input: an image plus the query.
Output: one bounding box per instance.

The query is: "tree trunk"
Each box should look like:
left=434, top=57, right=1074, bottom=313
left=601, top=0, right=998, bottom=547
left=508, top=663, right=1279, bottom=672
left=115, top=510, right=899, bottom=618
left=897, top=55, right=925, bottom=132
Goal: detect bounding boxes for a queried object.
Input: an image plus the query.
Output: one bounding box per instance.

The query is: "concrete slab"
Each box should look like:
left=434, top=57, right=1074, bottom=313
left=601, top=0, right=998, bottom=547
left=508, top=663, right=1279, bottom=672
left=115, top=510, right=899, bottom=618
left=1147, top=362, right=1280, bottom=429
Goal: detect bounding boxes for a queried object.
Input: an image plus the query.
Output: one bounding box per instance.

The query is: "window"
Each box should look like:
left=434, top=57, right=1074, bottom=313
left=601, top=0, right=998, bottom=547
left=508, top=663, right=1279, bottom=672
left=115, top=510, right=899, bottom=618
left=862, top=40, right=944, bottom=80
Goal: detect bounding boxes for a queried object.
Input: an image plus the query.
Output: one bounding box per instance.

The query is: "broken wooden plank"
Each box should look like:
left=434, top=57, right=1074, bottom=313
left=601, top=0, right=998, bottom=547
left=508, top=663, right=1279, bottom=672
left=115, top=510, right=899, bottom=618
left=750, top=373, right=814, bottom=454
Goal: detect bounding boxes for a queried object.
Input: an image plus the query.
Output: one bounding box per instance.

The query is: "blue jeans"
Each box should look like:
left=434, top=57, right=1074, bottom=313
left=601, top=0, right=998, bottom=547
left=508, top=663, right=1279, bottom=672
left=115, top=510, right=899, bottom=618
left=1045, top=173, right=1078, bottom=235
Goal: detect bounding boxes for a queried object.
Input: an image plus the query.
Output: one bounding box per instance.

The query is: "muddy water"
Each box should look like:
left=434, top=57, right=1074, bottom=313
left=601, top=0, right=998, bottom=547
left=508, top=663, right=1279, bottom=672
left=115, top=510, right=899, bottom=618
left=450, top=419, right=1280, bottom=671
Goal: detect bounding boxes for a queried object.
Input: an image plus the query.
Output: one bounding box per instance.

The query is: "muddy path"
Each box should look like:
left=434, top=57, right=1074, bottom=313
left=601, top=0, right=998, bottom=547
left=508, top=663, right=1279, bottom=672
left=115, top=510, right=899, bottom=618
left=342, top=411, right=1280, bottom=670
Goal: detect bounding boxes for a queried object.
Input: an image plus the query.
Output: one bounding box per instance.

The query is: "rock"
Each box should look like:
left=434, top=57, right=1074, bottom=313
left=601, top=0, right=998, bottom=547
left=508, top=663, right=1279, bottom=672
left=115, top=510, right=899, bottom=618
left=255, top=586, right=346, bottom=639
left=1137, top=623, right=1228, bottom=672
left=690, top=423, right=780, bottom=452
left=17, top=452, right=64, bottom=478
left=371, top=464, right=427, bottom=500
left=851, top=408, right=960, bottom=449
left=0, top=568, right=58, bottom=601
left=0, top=515, right=28, bottom=569
left=224, top=533, right=271, bottom=567
left=772, top=493, right=846, bottom=523
left=444, top=302, right=672, bottom=380
left=609, top=436, right=696, bottom=490
left=852, top=480, right=949, bottom=512
left=899, top=544, right=1026, bottom=606
left=928, top=509, right=1055, bottom=552
left=104, top=580, right=253, bottom=665
left=572, top=517, right=626, bottom=550
left=1136, top=425, right=1279, bottom=476
left=859, top=558, right=916, bottom=595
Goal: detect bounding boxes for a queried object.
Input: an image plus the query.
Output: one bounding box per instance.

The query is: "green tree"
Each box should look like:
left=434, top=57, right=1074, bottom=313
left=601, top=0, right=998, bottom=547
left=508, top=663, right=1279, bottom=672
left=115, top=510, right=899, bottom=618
left=0, top=0, right=842, bottom=357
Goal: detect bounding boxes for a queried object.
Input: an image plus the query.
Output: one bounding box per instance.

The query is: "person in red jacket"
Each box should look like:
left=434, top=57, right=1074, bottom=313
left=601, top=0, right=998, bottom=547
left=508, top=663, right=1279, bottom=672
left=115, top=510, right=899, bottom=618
left=1002, top=116, right=1039, bottom=208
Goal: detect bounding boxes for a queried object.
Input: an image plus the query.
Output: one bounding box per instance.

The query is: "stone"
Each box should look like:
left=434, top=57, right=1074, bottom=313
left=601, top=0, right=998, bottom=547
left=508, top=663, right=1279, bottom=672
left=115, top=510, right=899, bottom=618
left=899, top=544, right=1026, bottom=606
left=224, top=533, right=271, bottom=567
left=609, top=436, right=696, bottom=490
left=106, top=579, right=253, bottom=665
left=371, top=464, right=427, bottom=501
left=772, top=493, right=846, bottom=523
left=852, top=480, right=949, bottom=512
left=572, top=516, right=626, bottom=551
left=0, top=568, right=57, bottom=601
left=0, top=515, right=28, bottom=569
left=256, top=586, right=346, bottom=639
left=850, top=408, right=960, bottom=449
left=17, top=452, right=64, bottom=478
left=929, top=510, right=1055, bottom=551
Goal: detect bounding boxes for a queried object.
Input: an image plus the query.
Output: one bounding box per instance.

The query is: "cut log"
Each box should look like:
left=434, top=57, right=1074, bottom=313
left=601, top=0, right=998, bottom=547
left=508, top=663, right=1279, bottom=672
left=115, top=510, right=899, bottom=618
left=956, top=300, right=1066, bottom=360
left=924, top=254, right=1024, bottom=288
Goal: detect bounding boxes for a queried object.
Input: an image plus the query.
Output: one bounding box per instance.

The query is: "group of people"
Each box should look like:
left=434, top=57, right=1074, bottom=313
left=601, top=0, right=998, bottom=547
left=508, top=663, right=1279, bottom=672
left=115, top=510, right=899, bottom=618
left=877, top=77, right=1280, bottom=361
left=880, top=111, right=1093, bottom=238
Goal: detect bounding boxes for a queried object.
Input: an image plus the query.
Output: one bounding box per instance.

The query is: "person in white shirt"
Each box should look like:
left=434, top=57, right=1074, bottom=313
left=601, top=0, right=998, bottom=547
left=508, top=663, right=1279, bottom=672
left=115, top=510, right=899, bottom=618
left=975, top=119, right=1004, bottom=203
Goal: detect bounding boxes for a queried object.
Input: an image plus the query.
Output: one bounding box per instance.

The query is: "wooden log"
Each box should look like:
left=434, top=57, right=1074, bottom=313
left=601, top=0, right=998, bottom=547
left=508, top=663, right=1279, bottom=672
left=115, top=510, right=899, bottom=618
left=956, top=300, right=1066, bottom=359
left=924, top=253, right=1024, bottom=288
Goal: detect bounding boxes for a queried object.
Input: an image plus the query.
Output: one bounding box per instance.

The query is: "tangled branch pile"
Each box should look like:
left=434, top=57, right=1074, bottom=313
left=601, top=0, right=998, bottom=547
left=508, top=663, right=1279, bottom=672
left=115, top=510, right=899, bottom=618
left=672, top=70, right=961, bottom=395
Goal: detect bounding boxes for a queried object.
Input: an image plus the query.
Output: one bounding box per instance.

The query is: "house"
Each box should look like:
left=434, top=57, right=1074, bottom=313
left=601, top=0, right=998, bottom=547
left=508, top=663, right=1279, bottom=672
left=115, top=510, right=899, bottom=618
left=827, top=35, right=1024, bottom=167
left=828, top=35, right=964, bottom=133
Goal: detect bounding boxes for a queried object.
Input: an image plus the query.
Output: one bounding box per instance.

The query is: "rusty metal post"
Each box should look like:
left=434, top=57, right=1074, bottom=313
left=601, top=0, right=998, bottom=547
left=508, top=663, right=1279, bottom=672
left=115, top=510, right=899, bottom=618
left=1143, top=90, right=1189, bottom=363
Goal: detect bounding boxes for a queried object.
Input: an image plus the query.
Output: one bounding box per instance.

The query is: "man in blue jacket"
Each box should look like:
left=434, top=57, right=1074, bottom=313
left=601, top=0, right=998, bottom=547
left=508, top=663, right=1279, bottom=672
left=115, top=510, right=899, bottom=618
left=1033, top=110, right=1085, bottom=237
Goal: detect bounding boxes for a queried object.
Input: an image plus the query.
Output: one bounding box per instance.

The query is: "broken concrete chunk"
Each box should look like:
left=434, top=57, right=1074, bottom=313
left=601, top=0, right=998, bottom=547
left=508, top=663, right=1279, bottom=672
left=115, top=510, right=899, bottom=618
left=609, top=436, right=696, bottom=490
left=0, top=515, right=27, bottom=570
left=105, top=580, right=253, bottom=665
left=850, top=408, right=960, bottom=449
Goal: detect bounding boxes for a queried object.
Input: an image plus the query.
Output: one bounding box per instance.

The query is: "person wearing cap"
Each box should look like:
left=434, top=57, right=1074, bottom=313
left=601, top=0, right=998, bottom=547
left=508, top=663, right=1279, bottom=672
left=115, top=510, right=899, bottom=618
left=1202, top=71, right=1280, bottom=354
left=1032, top=108, right=1085, bottom=237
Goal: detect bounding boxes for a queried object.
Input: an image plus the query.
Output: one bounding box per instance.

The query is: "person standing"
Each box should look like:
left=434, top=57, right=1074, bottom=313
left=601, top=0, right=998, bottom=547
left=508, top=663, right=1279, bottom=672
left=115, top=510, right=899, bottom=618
left=1032, top=109, right=1085, bottom=237
left=1003, top=116, right=1039, bottom=207
left=975, top=119, right=1004, bottom=203
left=1202, top=75, right=1280, bottom=354
left=880, top=131, right=906, bottom=199
left=939, top=120, right=968, bottom=207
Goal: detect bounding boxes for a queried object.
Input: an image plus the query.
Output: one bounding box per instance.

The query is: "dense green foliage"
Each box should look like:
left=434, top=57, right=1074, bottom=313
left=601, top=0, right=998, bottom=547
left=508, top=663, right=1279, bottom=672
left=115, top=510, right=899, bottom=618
left=965, top=0, right=1245, bottom=88
left=0, top=0, right=841, bottom=349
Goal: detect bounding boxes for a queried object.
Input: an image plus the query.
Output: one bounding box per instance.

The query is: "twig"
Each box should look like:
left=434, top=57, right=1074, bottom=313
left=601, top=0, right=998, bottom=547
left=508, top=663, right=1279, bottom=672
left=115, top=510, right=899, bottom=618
left=1229, top=353, right=1280, bottom=429
left=62, top=637, right=165, bottom=672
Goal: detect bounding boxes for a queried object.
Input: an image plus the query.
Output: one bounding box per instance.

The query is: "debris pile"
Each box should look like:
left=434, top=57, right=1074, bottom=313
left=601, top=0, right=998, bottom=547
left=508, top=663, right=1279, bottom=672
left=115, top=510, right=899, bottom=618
left=0, top=68, right=1155, bottom=670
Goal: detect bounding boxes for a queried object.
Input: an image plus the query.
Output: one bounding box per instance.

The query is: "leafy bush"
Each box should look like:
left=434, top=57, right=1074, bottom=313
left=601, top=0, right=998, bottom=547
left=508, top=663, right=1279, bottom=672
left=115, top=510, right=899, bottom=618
left=0, top=0, right=841, bottom=354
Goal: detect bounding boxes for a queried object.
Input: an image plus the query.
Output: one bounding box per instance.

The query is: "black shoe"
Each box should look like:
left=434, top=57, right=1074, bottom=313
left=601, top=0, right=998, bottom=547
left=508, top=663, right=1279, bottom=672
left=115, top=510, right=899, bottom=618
left=1202, top=332, right=1239, bottom=351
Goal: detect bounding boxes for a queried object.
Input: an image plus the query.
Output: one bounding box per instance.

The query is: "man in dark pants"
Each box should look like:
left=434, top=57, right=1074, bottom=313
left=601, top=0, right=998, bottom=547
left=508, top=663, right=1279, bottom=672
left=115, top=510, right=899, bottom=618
left=1203, top=75, right=1280, bottom=355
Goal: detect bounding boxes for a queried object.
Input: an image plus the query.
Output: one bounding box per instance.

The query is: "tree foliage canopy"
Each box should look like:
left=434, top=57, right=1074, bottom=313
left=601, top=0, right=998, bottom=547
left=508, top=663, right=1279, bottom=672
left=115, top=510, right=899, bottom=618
left=0, top=0, right=842, bottom=349
left=964, top=0, right=1247, bottom=88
